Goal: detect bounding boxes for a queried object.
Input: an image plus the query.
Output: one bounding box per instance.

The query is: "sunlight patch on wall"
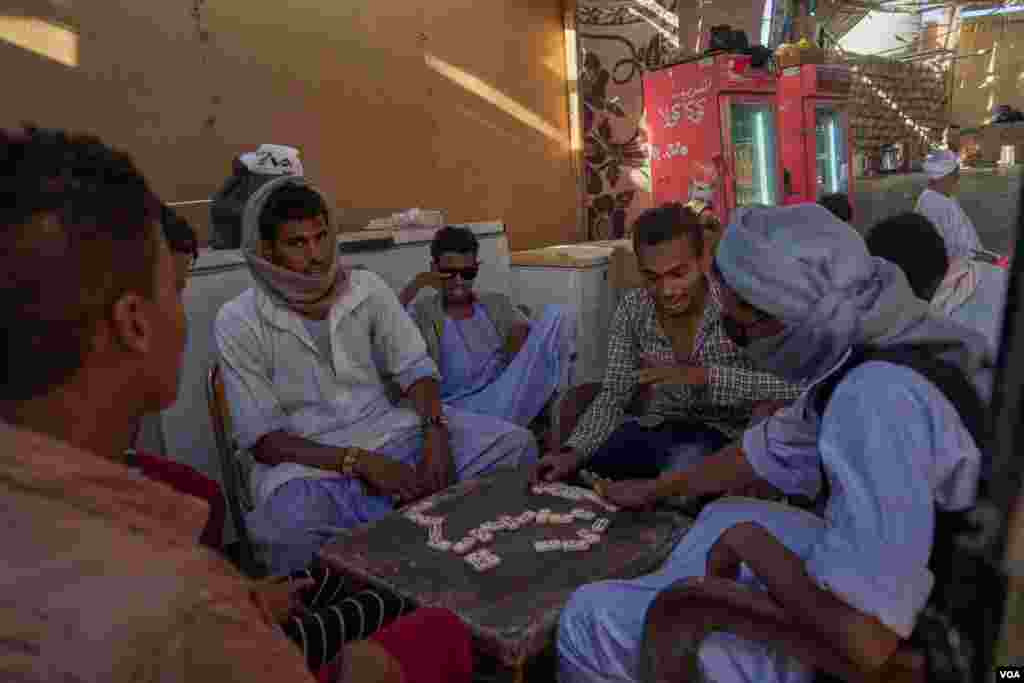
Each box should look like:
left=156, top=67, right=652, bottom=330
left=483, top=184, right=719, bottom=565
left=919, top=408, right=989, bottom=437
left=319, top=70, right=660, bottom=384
left=565, top=25, right=582, bottom=153
left=0, top=16, right=77, bottom=68
left=987, top=40, right=999, bottom=77
left=425, top=53, right=567, bottom=148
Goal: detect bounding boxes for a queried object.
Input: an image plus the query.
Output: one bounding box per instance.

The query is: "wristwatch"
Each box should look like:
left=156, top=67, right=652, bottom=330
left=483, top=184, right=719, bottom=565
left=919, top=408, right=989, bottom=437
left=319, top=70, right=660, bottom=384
left=422, top=414, right=449, bottom=430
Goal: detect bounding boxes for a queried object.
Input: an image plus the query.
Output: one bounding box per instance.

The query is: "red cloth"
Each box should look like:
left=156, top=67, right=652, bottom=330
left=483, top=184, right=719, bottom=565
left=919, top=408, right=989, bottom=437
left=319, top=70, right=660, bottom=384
left=134, top=451, right=226, bottom=549
left=315, top=608, right=472, bottom=683
left=372, top=608, right=472, bottom=683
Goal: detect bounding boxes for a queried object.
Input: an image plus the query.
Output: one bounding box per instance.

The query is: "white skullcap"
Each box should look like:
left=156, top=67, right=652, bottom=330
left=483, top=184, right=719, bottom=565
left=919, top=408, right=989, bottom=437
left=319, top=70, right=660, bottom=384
left=239, top=144, right=304, bottom=176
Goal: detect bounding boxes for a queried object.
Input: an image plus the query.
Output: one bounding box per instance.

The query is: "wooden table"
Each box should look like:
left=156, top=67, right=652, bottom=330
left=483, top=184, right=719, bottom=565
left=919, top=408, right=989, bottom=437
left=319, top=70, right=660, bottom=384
left=319, top=466, right=691, bottom=681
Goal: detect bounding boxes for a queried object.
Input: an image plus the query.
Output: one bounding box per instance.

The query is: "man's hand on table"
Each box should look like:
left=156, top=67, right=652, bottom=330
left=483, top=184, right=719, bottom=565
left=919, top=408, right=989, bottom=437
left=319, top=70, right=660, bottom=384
left=599, top=478, right=661, bottom=511
left=528, top=447, right=583, bottom=486
left=351, top=449, right=422, bottom=503
left=416, top=426, right=455, bottom=496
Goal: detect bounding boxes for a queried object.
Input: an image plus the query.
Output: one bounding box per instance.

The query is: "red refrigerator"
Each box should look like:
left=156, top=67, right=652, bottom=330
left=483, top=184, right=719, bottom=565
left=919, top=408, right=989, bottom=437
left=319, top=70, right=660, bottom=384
left=643, top=53, right=782, bottom=226
left=778, top=64, right=854, bottom=210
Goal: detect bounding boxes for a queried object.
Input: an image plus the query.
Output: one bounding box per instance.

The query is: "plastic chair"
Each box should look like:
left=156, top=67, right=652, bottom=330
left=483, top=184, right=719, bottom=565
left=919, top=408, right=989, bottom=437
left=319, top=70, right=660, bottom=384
left=206, top=362, right=264, bottom=578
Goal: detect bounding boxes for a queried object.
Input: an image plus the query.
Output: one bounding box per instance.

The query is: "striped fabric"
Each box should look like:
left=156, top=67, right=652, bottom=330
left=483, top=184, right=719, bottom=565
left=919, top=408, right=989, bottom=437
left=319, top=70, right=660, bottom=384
left=279, top=564, right=410, bottom=672
left=565, top=287, right=805, bottom=459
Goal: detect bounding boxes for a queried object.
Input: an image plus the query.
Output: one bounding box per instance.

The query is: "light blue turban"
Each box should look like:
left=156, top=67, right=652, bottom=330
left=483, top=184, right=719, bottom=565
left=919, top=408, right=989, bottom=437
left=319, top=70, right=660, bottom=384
left=715, top=204, right=991, bottom=386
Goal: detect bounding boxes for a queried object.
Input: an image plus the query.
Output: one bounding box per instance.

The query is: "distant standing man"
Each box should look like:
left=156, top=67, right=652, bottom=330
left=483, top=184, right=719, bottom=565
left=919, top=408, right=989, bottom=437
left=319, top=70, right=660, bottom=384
left=915, top=150, right=983, bottom=264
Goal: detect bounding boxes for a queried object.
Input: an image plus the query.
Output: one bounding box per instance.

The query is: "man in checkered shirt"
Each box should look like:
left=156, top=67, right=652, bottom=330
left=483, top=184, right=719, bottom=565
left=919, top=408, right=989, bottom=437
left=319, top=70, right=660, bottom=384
left=532, top=204, right=805, bottom=484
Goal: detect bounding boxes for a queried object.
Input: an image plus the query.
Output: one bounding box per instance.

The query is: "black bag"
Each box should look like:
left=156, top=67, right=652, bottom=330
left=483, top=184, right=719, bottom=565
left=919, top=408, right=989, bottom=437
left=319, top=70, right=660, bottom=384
left=208, top=158, right=279, bottom=250
left=708, top=25, right=749, bottom=53
left=813, top=345, right=1001, bottom=683
left=746, top=45, right=774, bottom=69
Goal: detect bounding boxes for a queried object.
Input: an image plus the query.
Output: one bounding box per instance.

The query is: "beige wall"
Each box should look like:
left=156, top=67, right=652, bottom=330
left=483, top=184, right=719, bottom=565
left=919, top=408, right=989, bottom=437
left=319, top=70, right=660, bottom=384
left=1, top=1, right=580, bottom=250
left=952, top=16, right=1024, bottom=129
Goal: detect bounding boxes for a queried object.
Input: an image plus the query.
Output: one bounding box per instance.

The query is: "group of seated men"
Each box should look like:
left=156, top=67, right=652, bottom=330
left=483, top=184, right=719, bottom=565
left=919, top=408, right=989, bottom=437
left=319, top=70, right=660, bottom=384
left=214, top=170, right=811, bottom=577
left=1, top=124, right=1000, bottom=683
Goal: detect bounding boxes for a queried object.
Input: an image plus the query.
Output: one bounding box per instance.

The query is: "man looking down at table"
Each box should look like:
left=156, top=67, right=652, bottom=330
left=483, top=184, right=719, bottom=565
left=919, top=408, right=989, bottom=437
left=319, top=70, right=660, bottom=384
left=530, top=203, right=802, bottom=485
left=556, top=204, right=988, bottom=683
left=214, top=177, right=537, bottom=575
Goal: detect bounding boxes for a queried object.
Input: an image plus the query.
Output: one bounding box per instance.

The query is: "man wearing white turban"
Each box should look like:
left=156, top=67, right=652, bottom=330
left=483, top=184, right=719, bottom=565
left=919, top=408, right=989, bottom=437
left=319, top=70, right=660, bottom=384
left=915, top=150, right=983, bottom=263
left=556, top=204, right=988, bottom=683
left=214, top=176, right=538, bottom=574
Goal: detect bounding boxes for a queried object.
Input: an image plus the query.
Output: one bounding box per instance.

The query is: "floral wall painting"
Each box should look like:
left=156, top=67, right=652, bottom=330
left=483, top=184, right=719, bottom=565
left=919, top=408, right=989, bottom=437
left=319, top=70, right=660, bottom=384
left=576, top=0, right=687, bottom=241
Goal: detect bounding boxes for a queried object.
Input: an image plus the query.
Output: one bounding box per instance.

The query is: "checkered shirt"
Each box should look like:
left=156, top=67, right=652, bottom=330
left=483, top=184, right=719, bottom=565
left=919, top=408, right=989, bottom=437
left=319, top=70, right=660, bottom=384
left=565, top=287, right=806, bottom=459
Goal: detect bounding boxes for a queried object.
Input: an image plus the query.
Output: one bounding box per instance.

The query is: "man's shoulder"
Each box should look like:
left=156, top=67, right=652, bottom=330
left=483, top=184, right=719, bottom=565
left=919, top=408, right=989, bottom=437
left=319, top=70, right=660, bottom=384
left=0, top=483, right=276, bottom=677
left=216, top=287, right=260, bottom=325
left=827, top=357, right=965, bottom=418
left=411, top=289, right=443, bottom=312
left=615, top=288, right=653, bottom=321
left=976, top=261, right=1010, bottom=291
left=349, top=267, right=388, bottom=292
left=619, top=287, right=651, bottom=308
left=346, top=269, right=400, bottom=313
left=477, top=290, right=514, bottom=311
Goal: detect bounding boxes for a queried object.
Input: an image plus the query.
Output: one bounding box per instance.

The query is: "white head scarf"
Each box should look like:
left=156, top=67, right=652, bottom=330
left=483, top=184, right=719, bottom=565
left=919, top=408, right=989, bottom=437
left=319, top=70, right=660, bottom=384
left=241, top=176, right=349, bottom=318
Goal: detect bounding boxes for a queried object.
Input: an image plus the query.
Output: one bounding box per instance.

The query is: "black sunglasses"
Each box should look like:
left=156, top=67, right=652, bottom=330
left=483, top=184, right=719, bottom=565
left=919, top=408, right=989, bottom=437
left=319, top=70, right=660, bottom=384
left=437, top=266, right=479, bottom=281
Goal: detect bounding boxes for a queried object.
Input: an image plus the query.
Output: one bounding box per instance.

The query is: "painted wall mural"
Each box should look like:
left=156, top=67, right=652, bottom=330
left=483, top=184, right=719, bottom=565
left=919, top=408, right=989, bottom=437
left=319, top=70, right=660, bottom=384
left=577, top=0, right=687, bottom=240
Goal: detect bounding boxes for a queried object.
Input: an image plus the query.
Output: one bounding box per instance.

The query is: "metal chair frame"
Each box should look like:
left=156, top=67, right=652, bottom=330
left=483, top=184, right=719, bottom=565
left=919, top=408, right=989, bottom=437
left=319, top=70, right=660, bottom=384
left=206, top=362, right=265, bottom=578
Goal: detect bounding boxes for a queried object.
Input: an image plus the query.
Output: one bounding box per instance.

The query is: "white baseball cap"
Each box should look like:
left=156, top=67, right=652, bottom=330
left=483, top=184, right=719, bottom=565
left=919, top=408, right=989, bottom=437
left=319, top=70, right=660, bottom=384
left=239, top=144, right=304, bottom=176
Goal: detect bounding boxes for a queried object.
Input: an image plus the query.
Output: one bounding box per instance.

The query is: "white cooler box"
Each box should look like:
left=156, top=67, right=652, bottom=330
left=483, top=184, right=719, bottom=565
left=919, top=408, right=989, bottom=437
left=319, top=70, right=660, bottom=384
left=510, top=244, right=620, bottom=386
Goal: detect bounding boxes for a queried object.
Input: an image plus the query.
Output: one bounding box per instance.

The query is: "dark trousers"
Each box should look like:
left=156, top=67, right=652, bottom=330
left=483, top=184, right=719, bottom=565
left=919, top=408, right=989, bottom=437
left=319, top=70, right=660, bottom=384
left=585, top=419, right=730, bottom=480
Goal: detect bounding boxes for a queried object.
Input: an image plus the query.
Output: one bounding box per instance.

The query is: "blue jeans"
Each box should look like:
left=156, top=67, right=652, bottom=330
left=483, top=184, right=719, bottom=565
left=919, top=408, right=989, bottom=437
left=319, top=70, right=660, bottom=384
left=585, top=419, right=730, bottom=480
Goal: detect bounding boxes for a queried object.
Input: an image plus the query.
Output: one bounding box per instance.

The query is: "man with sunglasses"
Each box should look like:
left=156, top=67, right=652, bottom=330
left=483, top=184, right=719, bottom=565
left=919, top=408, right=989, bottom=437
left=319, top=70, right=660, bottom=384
left=530, top=204, right=803, bottom=487
left=401, top=226, right=574, bottom=427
